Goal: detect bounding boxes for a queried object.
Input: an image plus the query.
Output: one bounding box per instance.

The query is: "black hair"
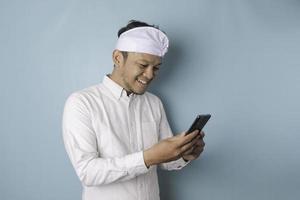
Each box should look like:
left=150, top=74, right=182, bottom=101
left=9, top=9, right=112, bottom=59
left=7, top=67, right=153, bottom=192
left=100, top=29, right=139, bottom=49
left=117, top=20, right=161, bottom=60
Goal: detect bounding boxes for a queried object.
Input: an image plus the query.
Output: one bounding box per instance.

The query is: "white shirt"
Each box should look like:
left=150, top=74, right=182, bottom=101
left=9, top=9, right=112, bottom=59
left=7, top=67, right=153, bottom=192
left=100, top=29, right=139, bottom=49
left=62, top=76, right=188, bottom=200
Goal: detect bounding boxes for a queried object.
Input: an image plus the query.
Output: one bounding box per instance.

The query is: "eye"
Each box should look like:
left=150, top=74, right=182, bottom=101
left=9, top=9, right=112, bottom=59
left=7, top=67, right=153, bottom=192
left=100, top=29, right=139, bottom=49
left=153, top=66, right=160, bottom=71
left=139, top=63, right=147, bottom=68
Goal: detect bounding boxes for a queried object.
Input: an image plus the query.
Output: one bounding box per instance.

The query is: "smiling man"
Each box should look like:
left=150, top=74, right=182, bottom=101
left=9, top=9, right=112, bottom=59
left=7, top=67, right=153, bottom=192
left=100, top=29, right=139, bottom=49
left=62, top=20, right=205, bottom=200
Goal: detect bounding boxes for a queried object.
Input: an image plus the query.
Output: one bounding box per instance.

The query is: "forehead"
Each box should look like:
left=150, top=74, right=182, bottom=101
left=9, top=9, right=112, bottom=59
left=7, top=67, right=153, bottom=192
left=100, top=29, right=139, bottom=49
left=127, top=52, right=162, bottom=64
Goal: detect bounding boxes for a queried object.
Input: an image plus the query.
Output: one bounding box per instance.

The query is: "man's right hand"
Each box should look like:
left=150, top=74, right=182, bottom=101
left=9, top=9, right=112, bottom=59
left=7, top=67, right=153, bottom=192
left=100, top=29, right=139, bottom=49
left=143, top=130, right=201, bottom=168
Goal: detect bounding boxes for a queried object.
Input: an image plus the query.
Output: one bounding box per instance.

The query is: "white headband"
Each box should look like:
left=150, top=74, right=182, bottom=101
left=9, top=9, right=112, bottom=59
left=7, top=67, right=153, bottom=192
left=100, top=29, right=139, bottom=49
left=115, top=26, right=169, bottom=57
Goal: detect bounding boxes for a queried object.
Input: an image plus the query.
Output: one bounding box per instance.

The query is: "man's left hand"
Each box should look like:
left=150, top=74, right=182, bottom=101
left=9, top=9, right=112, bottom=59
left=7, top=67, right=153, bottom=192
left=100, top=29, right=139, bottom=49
left=182, top=131, right=205, bottom=161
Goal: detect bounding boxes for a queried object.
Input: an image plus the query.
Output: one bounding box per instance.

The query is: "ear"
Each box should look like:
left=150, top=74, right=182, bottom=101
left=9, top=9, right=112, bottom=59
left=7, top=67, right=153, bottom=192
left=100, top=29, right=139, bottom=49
left=112, top=50, right=125, bottom=67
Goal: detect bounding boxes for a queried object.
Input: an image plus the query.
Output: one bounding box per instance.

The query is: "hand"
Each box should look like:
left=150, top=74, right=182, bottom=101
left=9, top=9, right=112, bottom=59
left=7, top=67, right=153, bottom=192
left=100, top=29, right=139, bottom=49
left=182, top=131, right=205, bottom=161
left=143, top=130, right=201, bottom=167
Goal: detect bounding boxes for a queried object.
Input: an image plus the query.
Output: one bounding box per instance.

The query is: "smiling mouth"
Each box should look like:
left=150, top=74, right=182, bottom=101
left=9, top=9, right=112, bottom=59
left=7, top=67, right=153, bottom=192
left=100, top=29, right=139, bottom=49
left=137, top=79, right=148, bottom=86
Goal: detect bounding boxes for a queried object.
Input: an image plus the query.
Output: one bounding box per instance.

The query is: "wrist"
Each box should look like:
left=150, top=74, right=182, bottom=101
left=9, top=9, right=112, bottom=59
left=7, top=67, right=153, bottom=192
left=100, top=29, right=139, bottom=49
left=143, top=148, right=155, bottom=168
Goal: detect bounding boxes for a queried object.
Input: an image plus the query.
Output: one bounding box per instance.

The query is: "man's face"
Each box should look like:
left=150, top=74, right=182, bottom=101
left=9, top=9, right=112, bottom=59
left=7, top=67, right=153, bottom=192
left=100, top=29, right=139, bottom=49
left=117, top=52, right=162, bottom=95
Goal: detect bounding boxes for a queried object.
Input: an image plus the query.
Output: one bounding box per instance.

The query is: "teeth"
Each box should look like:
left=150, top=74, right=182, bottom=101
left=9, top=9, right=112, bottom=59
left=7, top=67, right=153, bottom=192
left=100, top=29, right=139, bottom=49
left=137, top=79, right=147, bottom=85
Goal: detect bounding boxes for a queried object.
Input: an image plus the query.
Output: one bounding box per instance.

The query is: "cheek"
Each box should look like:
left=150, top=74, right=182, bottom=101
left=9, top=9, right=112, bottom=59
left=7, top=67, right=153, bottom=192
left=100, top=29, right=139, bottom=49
left=123, top=63, right=144, bottom=80
left=123, top=68, right=140, bottom=83
left=130, top=67, right=144, bottom=78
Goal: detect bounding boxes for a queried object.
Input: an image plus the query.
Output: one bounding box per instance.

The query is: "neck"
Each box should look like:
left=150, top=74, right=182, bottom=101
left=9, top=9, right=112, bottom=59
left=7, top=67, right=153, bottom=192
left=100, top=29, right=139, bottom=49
left=109, top=71, right=132, bottom=96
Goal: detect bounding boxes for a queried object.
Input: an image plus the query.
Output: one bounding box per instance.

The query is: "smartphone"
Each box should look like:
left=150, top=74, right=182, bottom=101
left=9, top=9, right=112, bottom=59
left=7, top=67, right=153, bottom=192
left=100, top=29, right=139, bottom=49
left=186, top=114, right=211, bottom=135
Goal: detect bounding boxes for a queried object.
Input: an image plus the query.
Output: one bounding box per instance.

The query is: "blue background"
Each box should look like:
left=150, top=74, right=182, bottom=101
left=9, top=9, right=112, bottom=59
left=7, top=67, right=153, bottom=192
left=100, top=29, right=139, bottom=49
left=1, top=0, right=300, bottom=199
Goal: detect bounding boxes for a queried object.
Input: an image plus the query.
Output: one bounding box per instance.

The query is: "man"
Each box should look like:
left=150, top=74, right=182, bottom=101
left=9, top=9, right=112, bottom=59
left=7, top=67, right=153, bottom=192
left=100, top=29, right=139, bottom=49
left=62, top=20, right=205, bottom=200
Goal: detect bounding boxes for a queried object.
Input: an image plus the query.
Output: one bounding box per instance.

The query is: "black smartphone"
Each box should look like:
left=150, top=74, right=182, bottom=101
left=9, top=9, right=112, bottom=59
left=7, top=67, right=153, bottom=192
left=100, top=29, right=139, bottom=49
left=186, top=114, right=211, bottom=135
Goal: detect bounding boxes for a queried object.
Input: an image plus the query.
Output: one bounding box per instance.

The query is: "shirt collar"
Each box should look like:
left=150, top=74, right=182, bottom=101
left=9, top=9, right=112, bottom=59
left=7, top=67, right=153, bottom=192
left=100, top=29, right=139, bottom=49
left=102, top=75, right=136, bottom=100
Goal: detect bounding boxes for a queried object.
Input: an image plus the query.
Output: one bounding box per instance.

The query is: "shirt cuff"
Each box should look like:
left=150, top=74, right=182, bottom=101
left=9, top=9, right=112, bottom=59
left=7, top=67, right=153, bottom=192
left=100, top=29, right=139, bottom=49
left=175, top=157, right=190, bottom=170
left=125, top=151, right=149, bottom=175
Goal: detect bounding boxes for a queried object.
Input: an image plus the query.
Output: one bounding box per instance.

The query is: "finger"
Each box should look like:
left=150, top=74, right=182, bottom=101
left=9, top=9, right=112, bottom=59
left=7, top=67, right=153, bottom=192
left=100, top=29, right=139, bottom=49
left=182, top=146, right=194, bottom=155
left=180, top=136, right=200, bottom=153
left=190, top=135, right=203, bottom=146
left=180, top=130, right=199, bottom=145
left=184, top=141, right=204, bottom=156
left=181, top=130, right=198, bottom=137
left=188, top=134, right=202, bottom=147
left=185, top=151, right=202, bottom=160
left=195, top=139, right=205, bottom=147
left=178, top=131, right=194, bottom=138
left=182, top=155, right=195, bottom=161
left=193, top=146, right=204, bottom=155
left=200, top=131, right=205, bottom=138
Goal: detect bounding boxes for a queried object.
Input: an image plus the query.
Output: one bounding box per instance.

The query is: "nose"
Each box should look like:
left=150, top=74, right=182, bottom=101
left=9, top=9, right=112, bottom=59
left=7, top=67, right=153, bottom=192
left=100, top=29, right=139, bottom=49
left=143, top=67, right=154, bottom=80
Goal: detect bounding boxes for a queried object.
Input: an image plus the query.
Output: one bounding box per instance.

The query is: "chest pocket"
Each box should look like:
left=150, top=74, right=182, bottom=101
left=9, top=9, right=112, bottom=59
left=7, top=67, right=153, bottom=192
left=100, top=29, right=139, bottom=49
left=141, top=121, right=159, bottom=149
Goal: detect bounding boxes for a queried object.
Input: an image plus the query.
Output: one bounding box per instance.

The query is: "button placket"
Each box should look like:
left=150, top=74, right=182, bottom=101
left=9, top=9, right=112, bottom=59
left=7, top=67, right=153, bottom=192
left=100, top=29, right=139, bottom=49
left=128, top=100, right=138, bottom=152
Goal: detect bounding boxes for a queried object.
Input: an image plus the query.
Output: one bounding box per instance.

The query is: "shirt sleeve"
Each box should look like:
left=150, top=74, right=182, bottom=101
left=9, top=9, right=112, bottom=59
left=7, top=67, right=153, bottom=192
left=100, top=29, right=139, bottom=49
left=62, top=93, right=149, bottom=187
left=156, top=98, right=190, bottom=170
